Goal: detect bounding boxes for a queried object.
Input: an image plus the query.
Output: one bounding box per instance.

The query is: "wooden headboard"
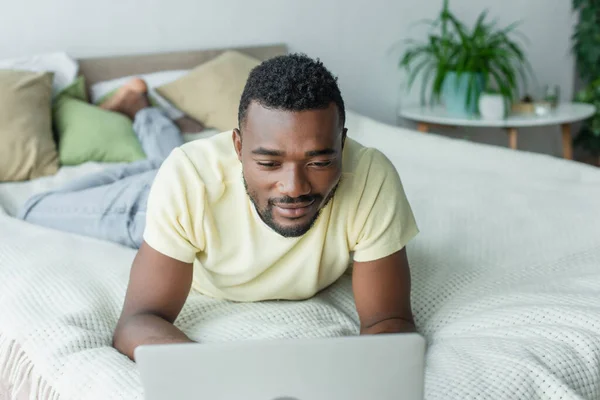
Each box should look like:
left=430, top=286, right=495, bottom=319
left=77, top=43, right=287, bottom=86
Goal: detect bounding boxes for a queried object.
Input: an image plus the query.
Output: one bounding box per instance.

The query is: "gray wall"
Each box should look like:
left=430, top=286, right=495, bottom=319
left=0, top=0, right=576, bottom=156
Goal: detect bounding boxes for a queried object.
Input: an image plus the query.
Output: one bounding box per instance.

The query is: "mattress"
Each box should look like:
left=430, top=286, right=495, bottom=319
left=1, top=112, right=600, bottom=399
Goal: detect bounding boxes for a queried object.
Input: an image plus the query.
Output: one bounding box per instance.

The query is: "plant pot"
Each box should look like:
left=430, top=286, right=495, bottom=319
left=478, top=93, right=507, bottom=120
left=442, top=72, right=484, bottom=117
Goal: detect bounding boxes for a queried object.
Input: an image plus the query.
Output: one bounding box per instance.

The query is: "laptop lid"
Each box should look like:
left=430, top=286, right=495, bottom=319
left=135, top=333, right=426, bottom=400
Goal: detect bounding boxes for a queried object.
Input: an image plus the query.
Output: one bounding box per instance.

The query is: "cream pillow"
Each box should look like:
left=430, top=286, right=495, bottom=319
left=156, top=51, right=261, bottom=132
left=0, top=70, right=58, bottom=181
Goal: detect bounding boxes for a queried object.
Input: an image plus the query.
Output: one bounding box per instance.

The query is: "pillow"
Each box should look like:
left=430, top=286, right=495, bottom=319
left=53, top=77, right=146, bottom=165
left=59, top=73, right=88, bottom=102
left=156, top=51, right=261, bottom=131
left=0, top=70, right=59, bottom=181
left=89, top=69, right=189, bottom=104
left=90, top=70, right=189, bottom=121
left=0, top=52, right=79, bottom=98
left=94, top=87, right=161, bottom=109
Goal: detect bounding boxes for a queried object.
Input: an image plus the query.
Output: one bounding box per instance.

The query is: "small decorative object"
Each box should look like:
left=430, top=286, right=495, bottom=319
left=543, top=85, right=560, bottom=108
left=398, top=0, right=532, bottom=117
left=534, top=101, right=553, bottom=116
left=511, top=95, right=536, bottom=115
left=478, top=91, right=507, bottom=120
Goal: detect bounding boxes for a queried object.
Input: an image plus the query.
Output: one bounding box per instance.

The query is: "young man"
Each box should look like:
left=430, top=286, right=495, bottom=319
left=21, top=54, right=419, bottom=361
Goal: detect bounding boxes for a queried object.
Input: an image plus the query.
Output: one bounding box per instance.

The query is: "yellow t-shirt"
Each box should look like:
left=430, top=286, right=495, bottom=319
left=143, top=131, right=419, bottom=302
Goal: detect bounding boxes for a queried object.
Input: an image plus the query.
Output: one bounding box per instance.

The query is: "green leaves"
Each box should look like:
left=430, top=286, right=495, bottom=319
left=572, top=0, right=600, bottom=155
left=398, top=0, right=529, bottom=108
left=574, top=129, right=600, bottom=156
left=572, top=0, right=600, bottom=82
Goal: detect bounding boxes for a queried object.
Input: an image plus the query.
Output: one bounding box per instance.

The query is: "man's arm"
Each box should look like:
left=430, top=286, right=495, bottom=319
left=352, top=248, right=416, bottom=335
left=113, top=241, right=194, bottom=361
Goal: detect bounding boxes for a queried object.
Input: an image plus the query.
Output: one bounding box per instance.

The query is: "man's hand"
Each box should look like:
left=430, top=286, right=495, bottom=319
left=113, top=241, right=195, bottom=360
left=352, top=248, right=417, bottom=335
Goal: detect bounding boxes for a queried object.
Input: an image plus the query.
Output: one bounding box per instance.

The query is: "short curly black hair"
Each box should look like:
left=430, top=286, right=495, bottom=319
left=238, top=53, right=345, bottom=129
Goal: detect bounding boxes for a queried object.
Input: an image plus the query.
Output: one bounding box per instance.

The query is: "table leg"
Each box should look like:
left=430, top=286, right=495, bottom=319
left=507, top=128, right=518, bottom=150
left=417, top=123, right=429, bottom=133
left=561, top=123, right=573, bottom=160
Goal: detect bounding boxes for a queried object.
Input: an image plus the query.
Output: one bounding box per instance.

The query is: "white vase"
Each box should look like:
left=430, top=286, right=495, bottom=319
left=478, top=93, right=506, bottom=120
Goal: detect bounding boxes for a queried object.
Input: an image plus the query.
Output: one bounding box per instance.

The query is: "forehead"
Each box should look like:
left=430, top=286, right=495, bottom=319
left=242, top=101, right=341, bottom=151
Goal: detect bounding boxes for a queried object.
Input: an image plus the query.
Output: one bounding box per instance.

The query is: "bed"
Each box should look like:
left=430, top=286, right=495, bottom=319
left=1, top=44, right=600, bottom=400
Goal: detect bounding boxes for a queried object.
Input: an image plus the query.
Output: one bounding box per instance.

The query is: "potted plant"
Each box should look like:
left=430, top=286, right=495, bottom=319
left=572, top=0, right=600, bottom=166
left=398, top=0, right=532, bottom=117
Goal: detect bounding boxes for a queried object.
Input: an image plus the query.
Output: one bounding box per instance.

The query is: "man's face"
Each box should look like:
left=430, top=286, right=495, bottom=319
left=233, top=101, right=346, bottom=238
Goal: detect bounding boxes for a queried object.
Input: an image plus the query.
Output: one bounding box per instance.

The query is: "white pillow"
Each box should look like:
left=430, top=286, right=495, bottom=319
left=0, top=52, right=78, bottom=98
left=90, top=70, right=189, bottom=102
left=90, top=69, right=190, bottom=120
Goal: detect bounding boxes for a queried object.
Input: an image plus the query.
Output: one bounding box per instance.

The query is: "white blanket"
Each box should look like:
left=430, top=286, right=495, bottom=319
left=1, top=112, right=600, bottom=399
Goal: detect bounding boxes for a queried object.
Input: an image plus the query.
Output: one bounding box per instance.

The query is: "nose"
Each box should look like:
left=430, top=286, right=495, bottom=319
left=278, top=165, right=311, bottom=198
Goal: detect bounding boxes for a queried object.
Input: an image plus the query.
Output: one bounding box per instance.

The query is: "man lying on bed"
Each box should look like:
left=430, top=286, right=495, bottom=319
left=19, top=53, right=419, bottom=361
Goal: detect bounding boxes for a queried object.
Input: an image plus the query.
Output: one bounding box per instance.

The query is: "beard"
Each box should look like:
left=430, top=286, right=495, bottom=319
left=243, top=175, right=340, bottom=238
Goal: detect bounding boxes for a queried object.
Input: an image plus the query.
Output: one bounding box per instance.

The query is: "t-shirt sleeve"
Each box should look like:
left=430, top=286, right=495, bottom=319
left=350, top=149, right=419, bottom=263
left=143, top=147, right=205, bottom=263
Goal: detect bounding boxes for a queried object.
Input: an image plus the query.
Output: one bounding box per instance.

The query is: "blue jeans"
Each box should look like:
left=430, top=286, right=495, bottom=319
left=18, top=108, right=184, bottom=249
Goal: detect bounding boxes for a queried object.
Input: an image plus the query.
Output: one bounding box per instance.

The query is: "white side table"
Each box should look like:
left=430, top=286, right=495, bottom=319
left=399, top=103, right=596, bottom=159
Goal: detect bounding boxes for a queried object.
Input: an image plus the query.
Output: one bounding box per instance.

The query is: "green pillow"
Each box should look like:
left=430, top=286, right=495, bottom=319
left=60, top=75, right=88, bottom=102
left=53, top=77, right=146, bottom=165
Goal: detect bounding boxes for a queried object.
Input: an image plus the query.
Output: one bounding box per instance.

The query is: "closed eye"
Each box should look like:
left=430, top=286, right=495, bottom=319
left=257, top=161, right=279, bottom=168
left=310, top=161, right=333, bottom=168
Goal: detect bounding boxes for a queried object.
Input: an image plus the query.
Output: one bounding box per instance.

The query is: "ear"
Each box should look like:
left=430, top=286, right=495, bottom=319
left=341, top=128, right=348, bottom=148
left=232, top=129, right=243, bottom=162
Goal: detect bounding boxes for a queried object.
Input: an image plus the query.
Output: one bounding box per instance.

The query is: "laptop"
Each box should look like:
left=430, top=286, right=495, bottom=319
left=135, top=333, right=426, bottom=400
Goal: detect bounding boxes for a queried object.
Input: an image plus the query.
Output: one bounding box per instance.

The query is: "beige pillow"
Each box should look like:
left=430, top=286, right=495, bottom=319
left=156, top=51, right=261, bottom=132
left=0, top=70, right=58, bottom=181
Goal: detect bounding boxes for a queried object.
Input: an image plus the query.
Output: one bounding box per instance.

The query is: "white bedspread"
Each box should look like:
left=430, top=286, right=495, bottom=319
left=1, top=112, right=600, bottom=399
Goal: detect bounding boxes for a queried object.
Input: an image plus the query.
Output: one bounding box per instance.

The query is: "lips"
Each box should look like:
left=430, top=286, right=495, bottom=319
left=273, top=200, right=315, bottom=219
